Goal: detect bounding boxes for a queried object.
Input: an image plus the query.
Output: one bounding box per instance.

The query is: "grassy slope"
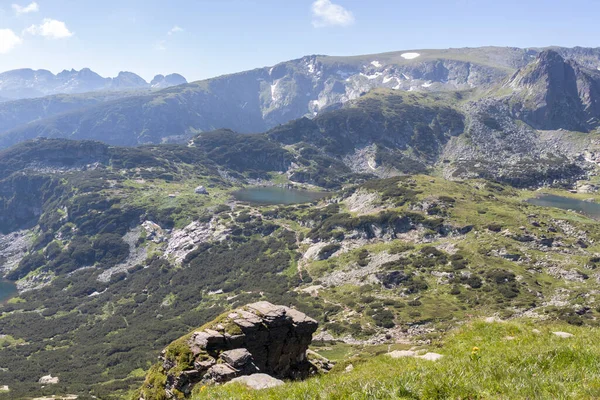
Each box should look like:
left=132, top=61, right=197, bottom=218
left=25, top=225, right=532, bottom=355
left=198, top=319, right=600, bottom=399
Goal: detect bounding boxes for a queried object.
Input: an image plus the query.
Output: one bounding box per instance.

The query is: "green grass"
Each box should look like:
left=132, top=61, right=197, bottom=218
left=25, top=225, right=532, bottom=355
left=195, top=320, right=600, bottom=399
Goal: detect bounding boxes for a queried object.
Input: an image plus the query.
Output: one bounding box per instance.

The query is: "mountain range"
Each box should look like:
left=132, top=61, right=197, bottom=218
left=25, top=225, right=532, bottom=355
left=0, top=68, right=187, bottom=100
left=0, top=46, right=599, bottom=150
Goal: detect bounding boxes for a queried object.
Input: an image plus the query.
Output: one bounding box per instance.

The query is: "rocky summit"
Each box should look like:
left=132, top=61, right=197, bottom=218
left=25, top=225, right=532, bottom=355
left=139, top=302, right=323, bottom=399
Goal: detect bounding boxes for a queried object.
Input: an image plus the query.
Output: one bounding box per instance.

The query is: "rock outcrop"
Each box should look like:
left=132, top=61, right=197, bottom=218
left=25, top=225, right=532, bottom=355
left=139, top=301, right=321, bottom=399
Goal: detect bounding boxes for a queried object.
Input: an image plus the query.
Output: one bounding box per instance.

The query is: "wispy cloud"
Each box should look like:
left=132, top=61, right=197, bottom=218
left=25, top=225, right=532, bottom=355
left=24, top=18, right=73, bottom=39
left=12, top=1, right=39, bottom=15
left=167, top=25, right=183, bottom=35
left=311, top=0, right=354, bottom=28
left=0, top=28, right=22, bottom=53
left=154, top=40, right=167, bottom=51
left=155, top=25, right=183, bottom=50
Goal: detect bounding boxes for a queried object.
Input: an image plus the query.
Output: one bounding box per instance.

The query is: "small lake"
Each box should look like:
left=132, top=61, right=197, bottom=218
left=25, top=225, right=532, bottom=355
left=527, top=194, right=600, bottom=219
left=0, top=280, right=17, bottom=303
left=232, top=187, right=328, bottom=205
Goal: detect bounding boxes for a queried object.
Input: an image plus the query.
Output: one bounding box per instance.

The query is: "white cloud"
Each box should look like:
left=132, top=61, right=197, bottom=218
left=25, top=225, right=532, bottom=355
left=311, top=0, right=354, bottom=27
left=12, top=2, right=39, bottom=15
left=154, top=40, right=167, bottom=51
left=24, top=18, right=73, bottom=39
left=0, top=29, right=22, bottom=53
left=167, top=25, right=183, bottom=35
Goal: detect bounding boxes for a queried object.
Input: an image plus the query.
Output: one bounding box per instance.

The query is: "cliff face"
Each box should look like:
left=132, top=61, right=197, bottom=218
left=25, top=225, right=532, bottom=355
left=139, top=302, right=321, bottom=399
left=505, top=50, right=600, bottom=131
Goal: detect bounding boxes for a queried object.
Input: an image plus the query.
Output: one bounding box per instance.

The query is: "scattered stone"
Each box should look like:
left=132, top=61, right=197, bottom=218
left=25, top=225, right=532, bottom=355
left=504, top=336, right=516, bottom=341
left=306, top=349, right=335, bottom=371
left=345, top=364, right=354, bottom=372
left=38, top=375, right=59, bottom=384
left=228, top=373, right=284, bottom=390
left=388, top=350, right=417, bottom=358
left=0, top=385, right=8, bottom=392
left=484, top=316, right=503, bottom=323
left=553, top=331, right=574, bottom=338
left=195, top=185, right=209, bottom=195
left=418, top=352, right=444, bottom=361
left=312, top=331, right=335, bottom=342
left=532, top=329, right=541, bottom=334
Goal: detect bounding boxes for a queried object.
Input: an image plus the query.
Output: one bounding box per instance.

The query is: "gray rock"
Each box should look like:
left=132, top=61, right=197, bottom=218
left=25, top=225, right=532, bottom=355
left=143, top=301, right=323, bottom=399
left=388, top=350, right=417, bottom=358
left=228, top=373, right=284, bottom=390
left=220, top=348, right=253, bottom=369
left=204, top=364, right=238, bottom=383
left=553, top=331, right=574, bottom=338
left=194, top=185, right=209, bottom=195
left=38, top=374, right=59, bottom=384
left=418, top=352, right=444, bottom=361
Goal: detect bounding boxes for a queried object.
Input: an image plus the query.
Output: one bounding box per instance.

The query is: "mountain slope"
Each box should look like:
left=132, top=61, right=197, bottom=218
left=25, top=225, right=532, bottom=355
left=0, top=90, right=149, bottom=134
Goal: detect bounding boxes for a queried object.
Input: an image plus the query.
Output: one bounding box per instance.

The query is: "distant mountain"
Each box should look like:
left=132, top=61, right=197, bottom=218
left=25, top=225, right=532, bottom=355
left=150, top=73, right=187, bottom=89
left=1, top=47, right=600, bottom=149
left=0, top=68, right=188, bottom=100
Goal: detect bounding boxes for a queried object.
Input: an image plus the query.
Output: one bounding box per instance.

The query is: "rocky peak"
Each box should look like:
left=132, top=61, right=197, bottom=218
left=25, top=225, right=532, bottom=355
left=138, top=301, right=326, bottom=399
left=506, top=50, right=600, bottom=131
left=111, top=71, right=148, bottom=88
left=150, top=73, right=187, bottom=89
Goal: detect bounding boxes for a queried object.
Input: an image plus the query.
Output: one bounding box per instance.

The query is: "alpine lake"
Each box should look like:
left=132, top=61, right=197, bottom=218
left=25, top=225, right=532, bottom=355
left=527, top=193, right=600, bottom=219
left=232, top=186, right=329, bottom=205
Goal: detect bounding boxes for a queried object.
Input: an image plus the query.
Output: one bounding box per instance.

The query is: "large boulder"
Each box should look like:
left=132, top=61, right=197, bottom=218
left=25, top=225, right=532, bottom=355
left=138, top=301, right=321, bottom=399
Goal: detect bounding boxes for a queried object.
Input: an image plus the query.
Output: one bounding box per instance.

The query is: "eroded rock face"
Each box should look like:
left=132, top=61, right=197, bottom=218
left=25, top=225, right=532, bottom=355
left=139, top=301, right=321, bottom=399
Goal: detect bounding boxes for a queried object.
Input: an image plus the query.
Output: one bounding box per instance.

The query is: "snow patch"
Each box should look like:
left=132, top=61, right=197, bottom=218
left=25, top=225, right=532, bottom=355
left=401, top=73, right=410, bottom=80
left=382, top=76, right=394, bottom=84
left=270, top=79, right=282, bottom=102
left=401, top=52, right=420, bottom=60
left=360, top=72, right=383, bottom=80
left=370, top=60, right=382, bottom=68
left=422, top=81, right=433, bottom=88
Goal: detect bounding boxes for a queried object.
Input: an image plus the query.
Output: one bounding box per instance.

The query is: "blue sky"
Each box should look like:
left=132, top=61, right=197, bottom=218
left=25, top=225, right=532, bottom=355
left=0, top=0, right=599, bottom=82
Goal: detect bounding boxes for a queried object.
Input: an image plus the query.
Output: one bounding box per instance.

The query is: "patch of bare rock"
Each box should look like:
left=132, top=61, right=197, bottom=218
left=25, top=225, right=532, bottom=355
left=139, top=301, right=332, bottom=399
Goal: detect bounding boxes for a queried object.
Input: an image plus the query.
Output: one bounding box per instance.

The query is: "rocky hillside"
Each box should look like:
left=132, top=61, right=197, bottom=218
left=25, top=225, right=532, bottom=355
left=2, top=134, right=600, bottom=397
left=1, top=47, right=599, bottom=149
left=0, top=68, right=188, bottom=100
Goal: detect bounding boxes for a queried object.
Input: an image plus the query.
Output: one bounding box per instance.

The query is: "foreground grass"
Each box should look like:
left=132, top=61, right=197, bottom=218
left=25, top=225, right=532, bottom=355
left=195, top=320, right=600, bottom=399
